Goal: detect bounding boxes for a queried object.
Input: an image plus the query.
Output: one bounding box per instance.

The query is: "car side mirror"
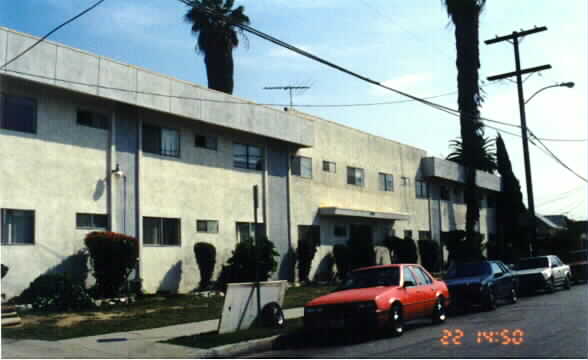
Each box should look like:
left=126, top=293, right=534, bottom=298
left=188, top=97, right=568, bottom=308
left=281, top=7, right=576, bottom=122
left=494, top=272, right=503, bottom=278
left=403, top=280, right=415, bottom=288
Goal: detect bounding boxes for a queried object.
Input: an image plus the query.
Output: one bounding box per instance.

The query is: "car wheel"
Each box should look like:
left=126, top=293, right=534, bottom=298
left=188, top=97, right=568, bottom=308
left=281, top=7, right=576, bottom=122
left=484, top=287, right=497, bottom=311
left=546, top=278, right=556, bottom=293
left=564, top=276, right=571, bottom=290
left=431, top=298, right=447, bottom=324
left=509, top=287, right=518, bottom=304
left=389, top=304, right=404, bottom=337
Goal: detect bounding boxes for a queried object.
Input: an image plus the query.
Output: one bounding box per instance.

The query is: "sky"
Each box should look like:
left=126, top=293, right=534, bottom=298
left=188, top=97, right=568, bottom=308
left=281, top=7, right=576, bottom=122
left=1, top=0, right=586, bottom=220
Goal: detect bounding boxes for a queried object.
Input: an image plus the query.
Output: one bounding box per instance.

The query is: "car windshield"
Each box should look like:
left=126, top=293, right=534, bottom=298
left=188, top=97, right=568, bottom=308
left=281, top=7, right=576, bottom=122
left=517, top=257, right=549, bottom=270
left=445, top=262, right=491, bottom=278
left=338, top=267, right=400, bottom=290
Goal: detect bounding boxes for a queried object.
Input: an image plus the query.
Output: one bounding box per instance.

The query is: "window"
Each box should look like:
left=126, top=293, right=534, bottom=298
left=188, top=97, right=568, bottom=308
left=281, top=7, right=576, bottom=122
left=334, top=224, right=347, bottom=237
left=404, top=230, right=413, bottom=239
left=403, top=266, right=416, bottom=286
left=440, top=185, right=450, bottom=201
left=1, top=94, right=37, bottom=134
left=194, top=134, right=218, bottom=150
left=77, top=110, right=109, bottom=130
left=347, top=166, right=365, bottom=186
left=453, top=188, right=464, bottom=203
left=76, top=213, right=108, bottom=229
left=322, top=160, right=336, bottom=173
left=379, top=173, right=394, bottom=192
left=1, top=209, right=34, bottom=245
left=236, top=222, right=265, bottom=242
left=292, top=156, right=312, bottom=178
left=415, top=179, right=428, bottom=199
left=143, top=217, right=180, bottom=246
left=412, top=266, right=433, bottom=285
left=142, top=124, right=180, bottom=157
left=418, top=231, right=431, bottom=241
left=233, top=143, right=264, bottom=170
left=196, top=220, right=218, bottom=233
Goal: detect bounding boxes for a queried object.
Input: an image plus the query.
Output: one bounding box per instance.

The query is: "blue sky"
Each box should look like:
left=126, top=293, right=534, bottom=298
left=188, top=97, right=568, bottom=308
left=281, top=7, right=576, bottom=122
left=2, top=0, right=586, bottom=219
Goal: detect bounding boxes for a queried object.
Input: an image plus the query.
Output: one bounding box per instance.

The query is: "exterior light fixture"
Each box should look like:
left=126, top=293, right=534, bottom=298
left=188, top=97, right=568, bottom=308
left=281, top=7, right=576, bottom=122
left=112, top=163, right=124, bottom=177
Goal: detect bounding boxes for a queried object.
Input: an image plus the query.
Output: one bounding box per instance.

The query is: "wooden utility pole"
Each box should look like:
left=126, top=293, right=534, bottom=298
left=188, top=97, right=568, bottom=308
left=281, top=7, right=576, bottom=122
left=485, top=26, right=551, bottom=256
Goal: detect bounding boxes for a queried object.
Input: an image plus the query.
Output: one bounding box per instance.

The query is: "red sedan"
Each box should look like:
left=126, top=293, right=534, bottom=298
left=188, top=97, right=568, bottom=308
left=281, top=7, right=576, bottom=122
left=304, top=264, right=450, bottom=336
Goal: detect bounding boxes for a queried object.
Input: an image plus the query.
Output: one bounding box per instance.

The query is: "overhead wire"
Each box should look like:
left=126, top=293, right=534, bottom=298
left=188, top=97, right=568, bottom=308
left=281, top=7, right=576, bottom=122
left=0, top=0, right=105, bottom=70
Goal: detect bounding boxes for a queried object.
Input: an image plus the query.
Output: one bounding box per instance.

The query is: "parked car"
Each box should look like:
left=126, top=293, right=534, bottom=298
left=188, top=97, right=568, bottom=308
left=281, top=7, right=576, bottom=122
left=444, top=260, right=518, bottom=312
left=566, top=249, right=588, bottom=284
left=303, top=264, right=450, bottom=336
left=515, top=255, right=571, bottom=293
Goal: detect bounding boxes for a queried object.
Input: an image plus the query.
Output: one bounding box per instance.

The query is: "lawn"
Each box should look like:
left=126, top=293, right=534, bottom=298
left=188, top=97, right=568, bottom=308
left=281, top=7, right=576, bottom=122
left=1, top=284, right=335, bottom=341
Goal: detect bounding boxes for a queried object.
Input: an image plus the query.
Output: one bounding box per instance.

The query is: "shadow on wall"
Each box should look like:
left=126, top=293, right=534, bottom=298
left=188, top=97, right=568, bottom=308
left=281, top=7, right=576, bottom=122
left=158, top=261, right=182, bottom=293
left=279, top=248, right=296, bottom=282
left=48, top=249, right=90, bottom=285
left=93, top=179, right=106, bottom=201
left=313, top=253, right=335, bottom=283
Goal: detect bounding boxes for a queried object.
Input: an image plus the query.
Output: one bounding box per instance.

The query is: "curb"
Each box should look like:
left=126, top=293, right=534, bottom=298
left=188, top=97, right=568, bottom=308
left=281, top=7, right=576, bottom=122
left=201, top=335, right=280, bottom=358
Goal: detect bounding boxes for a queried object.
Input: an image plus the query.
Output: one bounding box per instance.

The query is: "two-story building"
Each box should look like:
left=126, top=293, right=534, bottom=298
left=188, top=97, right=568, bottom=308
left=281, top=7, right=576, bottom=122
left=0, top=27, right=500, bottom=299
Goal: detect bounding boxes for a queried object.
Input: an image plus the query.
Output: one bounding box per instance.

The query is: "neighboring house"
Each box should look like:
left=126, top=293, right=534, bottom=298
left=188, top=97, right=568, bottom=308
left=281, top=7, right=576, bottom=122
left=0, top=27, right=501, bottom=298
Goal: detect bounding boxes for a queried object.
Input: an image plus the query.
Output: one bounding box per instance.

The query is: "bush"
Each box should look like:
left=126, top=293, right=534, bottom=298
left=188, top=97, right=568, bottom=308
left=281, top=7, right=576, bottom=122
left=384, top=236, right=418, bottom=263
left=348, top=234, right=375, bottom=270
left=85, top=232, right=138, bottom=298
left=418, top=240, right=441, bottom=272
left=297, top=235, right=319, bottom=283
left=18, top=273, right=94, bottom=311
left=217, top=235, right=278, bottom=290
left=194, top=242, right=216, bottom=290
left=333, top=244, right=351, bottom=280
left=441, top=230, right=485, bottom=264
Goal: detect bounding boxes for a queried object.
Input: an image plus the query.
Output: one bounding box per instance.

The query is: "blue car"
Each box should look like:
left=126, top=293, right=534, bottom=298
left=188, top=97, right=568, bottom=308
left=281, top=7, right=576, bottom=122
left=444, top=260, right=519, bottom=312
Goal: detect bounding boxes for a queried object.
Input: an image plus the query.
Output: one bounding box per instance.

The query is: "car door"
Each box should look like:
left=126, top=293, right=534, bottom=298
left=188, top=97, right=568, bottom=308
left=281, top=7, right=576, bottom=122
left=489, top=261, right=507, bottom=299
left=552, top=256, right=566, bottom=285
left=497, top=261, right=516, bottom=295
left=400, top=266, right=422, bottom=320
left=410, top=265, right=437, bottom=316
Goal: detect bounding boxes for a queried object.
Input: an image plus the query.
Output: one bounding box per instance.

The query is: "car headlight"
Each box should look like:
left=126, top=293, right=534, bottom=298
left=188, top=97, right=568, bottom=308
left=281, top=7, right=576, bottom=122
left=354, top=301, right=377, bottom=311
left=305, top=306, right=323, bottom=314
left=541, top=269, right=552, bottom=280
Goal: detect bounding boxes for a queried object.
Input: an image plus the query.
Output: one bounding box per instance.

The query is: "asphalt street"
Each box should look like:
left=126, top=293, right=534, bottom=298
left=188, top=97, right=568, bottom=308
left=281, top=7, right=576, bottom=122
left=247, top=283, right=588, bottom=358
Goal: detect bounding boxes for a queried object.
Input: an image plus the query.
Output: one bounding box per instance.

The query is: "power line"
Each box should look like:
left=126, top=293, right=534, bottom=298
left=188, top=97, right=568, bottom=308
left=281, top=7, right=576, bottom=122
left=0, top=0, right=105, bottom=70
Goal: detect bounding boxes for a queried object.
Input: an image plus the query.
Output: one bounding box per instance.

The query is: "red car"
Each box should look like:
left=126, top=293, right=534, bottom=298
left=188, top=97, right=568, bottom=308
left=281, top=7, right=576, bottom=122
left=304, top=264, right=450, bottom=336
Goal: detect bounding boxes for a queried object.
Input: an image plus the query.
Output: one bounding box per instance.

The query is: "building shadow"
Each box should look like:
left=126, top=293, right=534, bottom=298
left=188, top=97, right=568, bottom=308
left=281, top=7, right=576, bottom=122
left=158, top=261, right=182, bottom=293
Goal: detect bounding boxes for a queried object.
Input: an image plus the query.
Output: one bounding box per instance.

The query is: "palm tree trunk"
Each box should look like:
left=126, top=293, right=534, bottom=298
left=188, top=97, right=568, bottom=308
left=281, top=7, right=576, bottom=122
left=204, top=47, right=234, bottom=94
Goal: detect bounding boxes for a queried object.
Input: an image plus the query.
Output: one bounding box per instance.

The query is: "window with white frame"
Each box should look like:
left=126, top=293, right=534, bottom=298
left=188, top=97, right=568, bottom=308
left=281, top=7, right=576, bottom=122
left=76, top=213, right=108, bottom=229
left=233, top=143, right=264, bottom=170
left=292, top=156, right=312, bottom=178
left=236, top=222, right=265, bottom=242
left=1, top=94, right=37, bottom=134
left=142, top=124, right=180, bottom=157
left=77, top=110, right=109, bottom=130
left=143, top=217, right=181, bottom=246
left=322, top=160, right=336, bottom=173
left=379, top=172, right=394, bottom=192
left=415, top=179, right=428, bottom=198
left=194, top=134, right=218, bottom=150
left=197, top=220, right=219, bottom=233
left=347, top=166, right=365, bottom=186
left=1, top=209, right=35, bottom=245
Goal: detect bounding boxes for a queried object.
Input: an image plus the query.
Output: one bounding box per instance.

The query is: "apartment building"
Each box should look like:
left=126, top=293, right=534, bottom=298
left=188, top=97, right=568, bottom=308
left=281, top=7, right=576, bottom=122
left=0, top=27, right=500, bottom=299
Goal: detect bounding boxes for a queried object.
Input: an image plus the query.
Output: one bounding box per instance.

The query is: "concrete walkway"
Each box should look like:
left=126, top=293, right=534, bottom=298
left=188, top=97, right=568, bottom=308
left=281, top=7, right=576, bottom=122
left=2, top=307, right=304, bottom=358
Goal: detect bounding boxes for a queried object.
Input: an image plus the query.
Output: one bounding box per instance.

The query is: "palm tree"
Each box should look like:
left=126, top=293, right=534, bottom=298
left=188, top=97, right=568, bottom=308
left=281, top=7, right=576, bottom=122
left=181, top=0, right=250, bottom=94
left=447, top=125, right=497, bottom=174
left=443, top=0, right=487, bottom=243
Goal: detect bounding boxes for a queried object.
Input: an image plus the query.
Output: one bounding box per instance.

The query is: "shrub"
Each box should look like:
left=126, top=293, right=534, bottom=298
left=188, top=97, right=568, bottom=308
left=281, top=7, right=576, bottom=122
left=217, top=235, right=278, bottom=290
left=333, top=244, right=351, bottom=280
left=297, top=235, right=319, bottom=283
left=84, top=232, right=139, bottom=298
left=418, top=240, right=441, bottom=272
left=194, top=242, right=216, bottom=290
left=348, top=234, right=375, bottom=270
left=18, top=273, right=94, bottom=311
left=384, top=236, right=418, bottom=263
left=441, top=230, right=485, bottom=264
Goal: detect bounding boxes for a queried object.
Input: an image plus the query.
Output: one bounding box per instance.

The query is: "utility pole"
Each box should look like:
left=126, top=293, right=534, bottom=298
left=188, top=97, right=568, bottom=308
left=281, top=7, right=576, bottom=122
left=263, top=86, right=310, bottom=109
left=485, top=26, right=551, bottom=257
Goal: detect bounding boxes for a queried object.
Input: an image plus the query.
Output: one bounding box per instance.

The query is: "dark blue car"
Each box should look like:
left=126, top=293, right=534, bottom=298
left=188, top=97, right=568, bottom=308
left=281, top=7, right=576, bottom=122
left=444, top=260, right=519, bottom=311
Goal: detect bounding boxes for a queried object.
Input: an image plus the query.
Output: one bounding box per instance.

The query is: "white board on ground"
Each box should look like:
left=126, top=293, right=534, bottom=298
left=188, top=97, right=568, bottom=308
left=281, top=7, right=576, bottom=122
left=217, top=280, right=287, bottom=334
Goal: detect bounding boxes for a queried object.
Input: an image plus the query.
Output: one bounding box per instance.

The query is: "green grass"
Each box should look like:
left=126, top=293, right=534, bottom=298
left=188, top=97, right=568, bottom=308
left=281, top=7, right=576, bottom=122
left=164, top=318, right=303, bottom=349
left=1, top=285, right=334, bottom=341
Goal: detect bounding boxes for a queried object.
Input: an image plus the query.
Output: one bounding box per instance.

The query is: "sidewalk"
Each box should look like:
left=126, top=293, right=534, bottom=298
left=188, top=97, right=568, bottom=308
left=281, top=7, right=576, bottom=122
left=2, top=307, right=304, bottom=358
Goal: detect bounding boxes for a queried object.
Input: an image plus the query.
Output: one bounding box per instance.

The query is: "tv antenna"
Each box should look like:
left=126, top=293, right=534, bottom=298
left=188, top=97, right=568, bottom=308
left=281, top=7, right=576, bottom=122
left=263, top=85, right=310, bottom=109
